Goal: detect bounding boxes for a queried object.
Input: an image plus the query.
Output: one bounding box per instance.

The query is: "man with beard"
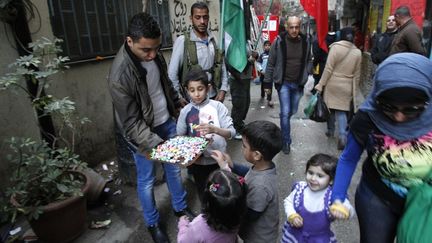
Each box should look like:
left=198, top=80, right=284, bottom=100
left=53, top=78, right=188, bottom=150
left=168, top=2, right=228, bottom=104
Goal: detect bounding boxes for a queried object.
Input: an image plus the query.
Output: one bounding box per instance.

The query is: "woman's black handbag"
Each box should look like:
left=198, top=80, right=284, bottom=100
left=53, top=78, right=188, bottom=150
left=309, top=93, right=330, bottom=122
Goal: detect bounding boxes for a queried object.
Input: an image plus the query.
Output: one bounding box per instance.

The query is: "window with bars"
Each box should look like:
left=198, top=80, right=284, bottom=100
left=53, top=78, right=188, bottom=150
left=148, top=0, right=173, bottom=49
left=48, top=0, right=172, bottom=62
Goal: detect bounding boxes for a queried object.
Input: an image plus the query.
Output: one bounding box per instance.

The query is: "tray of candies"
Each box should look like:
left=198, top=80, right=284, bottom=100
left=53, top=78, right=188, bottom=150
left=150, top=136, right=210, bottom=167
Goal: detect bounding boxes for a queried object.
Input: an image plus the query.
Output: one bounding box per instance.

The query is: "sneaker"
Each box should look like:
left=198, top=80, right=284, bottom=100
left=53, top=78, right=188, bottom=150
left=174, top=207, right=197, bottom=220
left=148, top=224, right=169, bottom=243
left=267, top=101, right=274, bottom=108
left=234, top=133, right=242, bottom=140
left=282, top=143, right=291, bottom=154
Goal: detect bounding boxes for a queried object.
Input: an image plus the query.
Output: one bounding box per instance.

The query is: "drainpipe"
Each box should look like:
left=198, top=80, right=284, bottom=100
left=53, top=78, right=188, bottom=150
left=8, top=0, right=56, bottom=147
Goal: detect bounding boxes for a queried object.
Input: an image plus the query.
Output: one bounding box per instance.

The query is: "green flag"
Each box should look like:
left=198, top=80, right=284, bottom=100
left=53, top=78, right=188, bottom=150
left=222, top=0, right=247, bottom=73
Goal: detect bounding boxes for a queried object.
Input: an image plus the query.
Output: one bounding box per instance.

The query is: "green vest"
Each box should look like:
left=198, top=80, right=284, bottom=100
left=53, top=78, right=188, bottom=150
left=180, top=31, right=223, bottom=92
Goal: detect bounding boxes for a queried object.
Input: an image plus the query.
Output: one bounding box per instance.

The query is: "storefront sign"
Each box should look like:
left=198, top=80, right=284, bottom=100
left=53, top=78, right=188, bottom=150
left=257, top=15, right=279, bottom=43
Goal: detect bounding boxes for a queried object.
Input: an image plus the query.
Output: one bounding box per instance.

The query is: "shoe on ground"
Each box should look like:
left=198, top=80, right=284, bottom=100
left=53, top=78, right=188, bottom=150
left=337, top=137, right=347, bottom=150
left=325, top=131, right=334, bottom=137
left=148, top=224, right=169, bottom=243
left=282, top=143, right=291, bottom=154
left=234, top=133, right=242, bottom=140
left=174, top=207, right=197, bottom=220
left=267, top=101, right=274, bottom=108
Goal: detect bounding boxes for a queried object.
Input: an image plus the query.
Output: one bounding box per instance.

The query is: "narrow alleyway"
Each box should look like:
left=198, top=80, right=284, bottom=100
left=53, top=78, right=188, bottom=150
left=74, top=77, right=362, bottom=243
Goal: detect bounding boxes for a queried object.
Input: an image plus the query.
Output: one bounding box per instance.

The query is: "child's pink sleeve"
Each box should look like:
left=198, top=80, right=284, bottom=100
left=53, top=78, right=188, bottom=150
left=177, top=216, right=193, bottom=243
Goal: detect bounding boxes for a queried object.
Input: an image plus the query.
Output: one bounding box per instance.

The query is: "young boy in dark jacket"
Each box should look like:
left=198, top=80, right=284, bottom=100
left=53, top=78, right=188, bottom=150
left=257, top=40, right=273, bottom=107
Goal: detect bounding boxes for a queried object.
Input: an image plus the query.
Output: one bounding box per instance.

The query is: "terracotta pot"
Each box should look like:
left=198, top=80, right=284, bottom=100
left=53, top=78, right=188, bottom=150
left=29, top=171, right=90, bottom=243
left=82, top=168, right=107, bottom=204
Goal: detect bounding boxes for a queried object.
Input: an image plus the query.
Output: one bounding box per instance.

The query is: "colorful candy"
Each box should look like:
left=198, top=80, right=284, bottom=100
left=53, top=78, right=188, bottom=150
left=150, top=136, right=209, bottom=166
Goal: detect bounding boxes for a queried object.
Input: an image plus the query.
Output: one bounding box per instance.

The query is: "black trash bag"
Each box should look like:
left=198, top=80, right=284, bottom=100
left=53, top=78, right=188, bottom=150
left=310, top=93, right=330, bottom=122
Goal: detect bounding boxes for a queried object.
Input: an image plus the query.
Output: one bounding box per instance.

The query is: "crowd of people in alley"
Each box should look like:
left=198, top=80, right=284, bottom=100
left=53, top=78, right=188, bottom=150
left=107, top=1, right=432, bottom=243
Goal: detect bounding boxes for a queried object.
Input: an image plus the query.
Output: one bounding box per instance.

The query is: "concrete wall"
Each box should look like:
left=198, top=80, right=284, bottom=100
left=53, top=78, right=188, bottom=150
left=0, top=1, right=116, bottom=188
left=0, top=23, right=41, bottom=186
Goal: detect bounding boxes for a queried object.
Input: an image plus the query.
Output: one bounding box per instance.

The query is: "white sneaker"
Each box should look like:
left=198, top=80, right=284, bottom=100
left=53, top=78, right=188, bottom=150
left=234, top=133, right=242, bottom=140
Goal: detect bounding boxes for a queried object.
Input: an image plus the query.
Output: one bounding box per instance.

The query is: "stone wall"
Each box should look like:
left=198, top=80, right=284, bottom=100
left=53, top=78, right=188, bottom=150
left=359, top=52, right=376, bottom=98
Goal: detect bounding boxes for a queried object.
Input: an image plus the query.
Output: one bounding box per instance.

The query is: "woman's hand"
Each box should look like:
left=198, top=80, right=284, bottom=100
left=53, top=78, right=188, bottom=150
left=330, top=201, right=350, bottom=219
left=314, top=84, right=323, bottom=93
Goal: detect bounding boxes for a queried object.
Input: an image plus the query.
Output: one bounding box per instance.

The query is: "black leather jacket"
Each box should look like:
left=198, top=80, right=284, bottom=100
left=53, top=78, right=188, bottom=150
left=370, top=30, right=397, bottom=64
left=107, top=43, right=181, bottom=155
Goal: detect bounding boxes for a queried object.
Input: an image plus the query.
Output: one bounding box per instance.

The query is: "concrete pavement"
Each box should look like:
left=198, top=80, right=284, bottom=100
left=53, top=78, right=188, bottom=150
left=74, top=77, right=361, bottom=243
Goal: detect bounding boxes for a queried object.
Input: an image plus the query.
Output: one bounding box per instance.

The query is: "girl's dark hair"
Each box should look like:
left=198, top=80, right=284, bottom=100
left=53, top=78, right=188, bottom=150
left=202, top=170, right=247, bottom=233
left=242, top=121, right=282, bottom=161
left=340, top=27, right=354, bottom=43
left=127, top=12, right=161, bottom=42
left=184, top=67, right=209, bottom=87
left=306, top=153, right=338, bottom=180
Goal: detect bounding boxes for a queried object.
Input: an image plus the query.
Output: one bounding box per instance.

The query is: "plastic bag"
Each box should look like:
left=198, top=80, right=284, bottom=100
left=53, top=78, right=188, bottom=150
left=304, top=94, right=318, bottom=117
left=397, top=178, right=432, bottom=243
left=309, top=93, right=330, bottom=122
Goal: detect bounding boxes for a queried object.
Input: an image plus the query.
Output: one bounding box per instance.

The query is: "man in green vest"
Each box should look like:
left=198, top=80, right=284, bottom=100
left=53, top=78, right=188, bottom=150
left=168, top=2, right=228, bottom=104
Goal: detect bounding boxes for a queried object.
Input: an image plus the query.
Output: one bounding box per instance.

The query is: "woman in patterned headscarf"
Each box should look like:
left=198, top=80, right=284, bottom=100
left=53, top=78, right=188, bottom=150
left=328, top=53, right=432, bottom=243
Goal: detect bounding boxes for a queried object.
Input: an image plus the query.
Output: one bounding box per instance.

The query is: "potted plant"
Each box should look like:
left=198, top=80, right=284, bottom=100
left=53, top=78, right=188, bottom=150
left=0, top=37, right=91, bottom=242
left=4, top=137, right=89, bottom=242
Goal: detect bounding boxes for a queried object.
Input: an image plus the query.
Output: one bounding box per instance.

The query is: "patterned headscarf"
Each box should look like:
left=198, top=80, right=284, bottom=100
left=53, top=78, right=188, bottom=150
left=359, top=53, right=432, bottom=141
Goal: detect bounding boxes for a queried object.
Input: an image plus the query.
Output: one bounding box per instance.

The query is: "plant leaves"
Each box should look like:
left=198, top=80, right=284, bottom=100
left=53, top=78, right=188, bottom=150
left=56, top=183, right=68, bottom=193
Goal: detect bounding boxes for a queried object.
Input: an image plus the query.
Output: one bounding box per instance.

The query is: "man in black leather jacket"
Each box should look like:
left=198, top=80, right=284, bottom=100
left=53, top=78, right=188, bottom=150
left=107, top=13, right=193, bottom=243
left=370, top=15, right=397, bottom=65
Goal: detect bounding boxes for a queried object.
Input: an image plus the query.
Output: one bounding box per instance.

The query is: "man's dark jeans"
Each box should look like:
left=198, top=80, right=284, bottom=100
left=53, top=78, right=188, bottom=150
left=230, top=77, right=251, bottom=133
